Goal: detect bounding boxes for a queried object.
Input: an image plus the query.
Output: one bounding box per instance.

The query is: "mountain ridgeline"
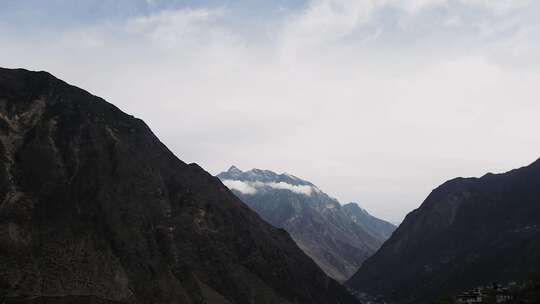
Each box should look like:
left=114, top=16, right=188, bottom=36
left=4, top=67, right=538, bottom=304
left=217, top=166, right=396, bottom=282
left=0, top=68, right=359, bottom=304
left=347, top=158, right=540, bottom=303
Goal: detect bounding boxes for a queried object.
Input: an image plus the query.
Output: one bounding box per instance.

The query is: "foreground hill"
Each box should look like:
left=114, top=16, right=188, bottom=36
left=218, top=166, right=395, bottom=282
left=0, top=68, right=358, bottom=304
left=347, top=158, right=540, bottom=303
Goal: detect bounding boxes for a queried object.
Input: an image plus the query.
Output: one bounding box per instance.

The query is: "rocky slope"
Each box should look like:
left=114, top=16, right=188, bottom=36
left=342, top=203, right=395, bottom=241
left=347, top=158, right=540, bottom=303
left=218, top=166, right=395, bottom=283
left=0, top=68, right=359, bottom=304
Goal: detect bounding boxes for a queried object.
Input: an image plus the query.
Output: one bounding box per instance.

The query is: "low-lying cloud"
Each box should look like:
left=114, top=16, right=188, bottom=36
left=221, top=180, right=258, bottom=194
left=264, top=181, right=315, bottom=195
left=222, top=180, right=315, bottom=196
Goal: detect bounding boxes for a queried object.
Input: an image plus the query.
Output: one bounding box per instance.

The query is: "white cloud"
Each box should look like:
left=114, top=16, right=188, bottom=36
left=222, top=180, right=258, bottom=195
left=396, top=0, right=447, bottom=13
left=1, top=1, right=539, bottom=223
left=263, top=182, right=315, bottom=195
left=443, top=15, right=462, bottom=28
left=221, top=180, right=315, bottom=196
left=460, top=0, right=532, bottom=13
left=127, top=8, right=226, bottom=43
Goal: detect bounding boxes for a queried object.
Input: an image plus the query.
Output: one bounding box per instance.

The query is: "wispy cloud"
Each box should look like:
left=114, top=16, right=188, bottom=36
left=222, top=180, right=315, bottom=196
left=264, top=181, right=315, bottom=195
left=222, top=180, right=258, bottom=194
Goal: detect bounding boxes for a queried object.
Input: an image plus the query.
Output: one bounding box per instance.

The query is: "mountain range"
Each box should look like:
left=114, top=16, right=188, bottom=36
left=218, top=166, right=395, bottom=282
left=3, top=66, right=539, bottom=304
left=0, top=68, right=358, bottom=304
left=347, top=158, right=540, bottom=303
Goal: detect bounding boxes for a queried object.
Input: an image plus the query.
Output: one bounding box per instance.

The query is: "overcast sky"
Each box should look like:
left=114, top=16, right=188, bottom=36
left=2, top=0, right=539, bottom=223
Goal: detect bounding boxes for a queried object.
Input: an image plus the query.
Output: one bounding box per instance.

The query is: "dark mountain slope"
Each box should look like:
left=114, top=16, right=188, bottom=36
left=0, top=68, right=358, bottom=304
left=347, top=158, right=540, bottom=303
left=218, top=167, right=395, bottom=282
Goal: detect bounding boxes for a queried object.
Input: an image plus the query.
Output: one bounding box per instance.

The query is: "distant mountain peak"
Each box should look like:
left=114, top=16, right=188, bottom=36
left=216, top=166, right=396, bottom=282
left=227, top=165, right=243, bottom=173
left=218, top=166, right=314, bottom=187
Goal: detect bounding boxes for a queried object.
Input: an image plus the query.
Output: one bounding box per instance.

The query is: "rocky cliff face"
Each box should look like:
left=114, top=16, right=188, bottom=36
left=0, top=68, right=359, bottom=304
left=218, top=166, right=395, bottom=283
left=347, top=159, right=540, bottom=303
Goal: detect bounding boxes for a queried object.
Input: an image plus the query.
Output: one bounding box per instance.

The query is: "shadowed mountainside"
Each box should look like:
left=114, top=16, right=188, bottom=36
left=0, top=68, right=359, bottom=304
left=347, top=158, right=540, bottom=303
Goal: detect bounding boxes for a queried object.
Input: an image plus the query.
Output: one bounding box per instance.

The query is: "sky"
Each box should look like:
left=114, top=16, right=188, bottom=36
left=2, top=0, right=540, bottom=223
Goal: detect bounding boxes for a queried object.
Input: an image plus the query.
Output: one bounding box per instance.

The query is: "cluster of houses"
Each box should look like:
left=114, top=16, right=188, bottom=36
left=456, top=283, right=515, bottom=303
left=348, top=282, right=522, bottom=304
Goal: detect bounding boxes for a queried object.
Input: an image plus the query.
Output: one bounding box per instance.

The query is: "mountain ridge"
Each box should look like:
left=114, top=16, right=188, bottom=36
left=218, top=165, right=395, bottom=282
left=0, top=67, right=359, bottom=304
left=346, top=157, right=540, bottom=303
